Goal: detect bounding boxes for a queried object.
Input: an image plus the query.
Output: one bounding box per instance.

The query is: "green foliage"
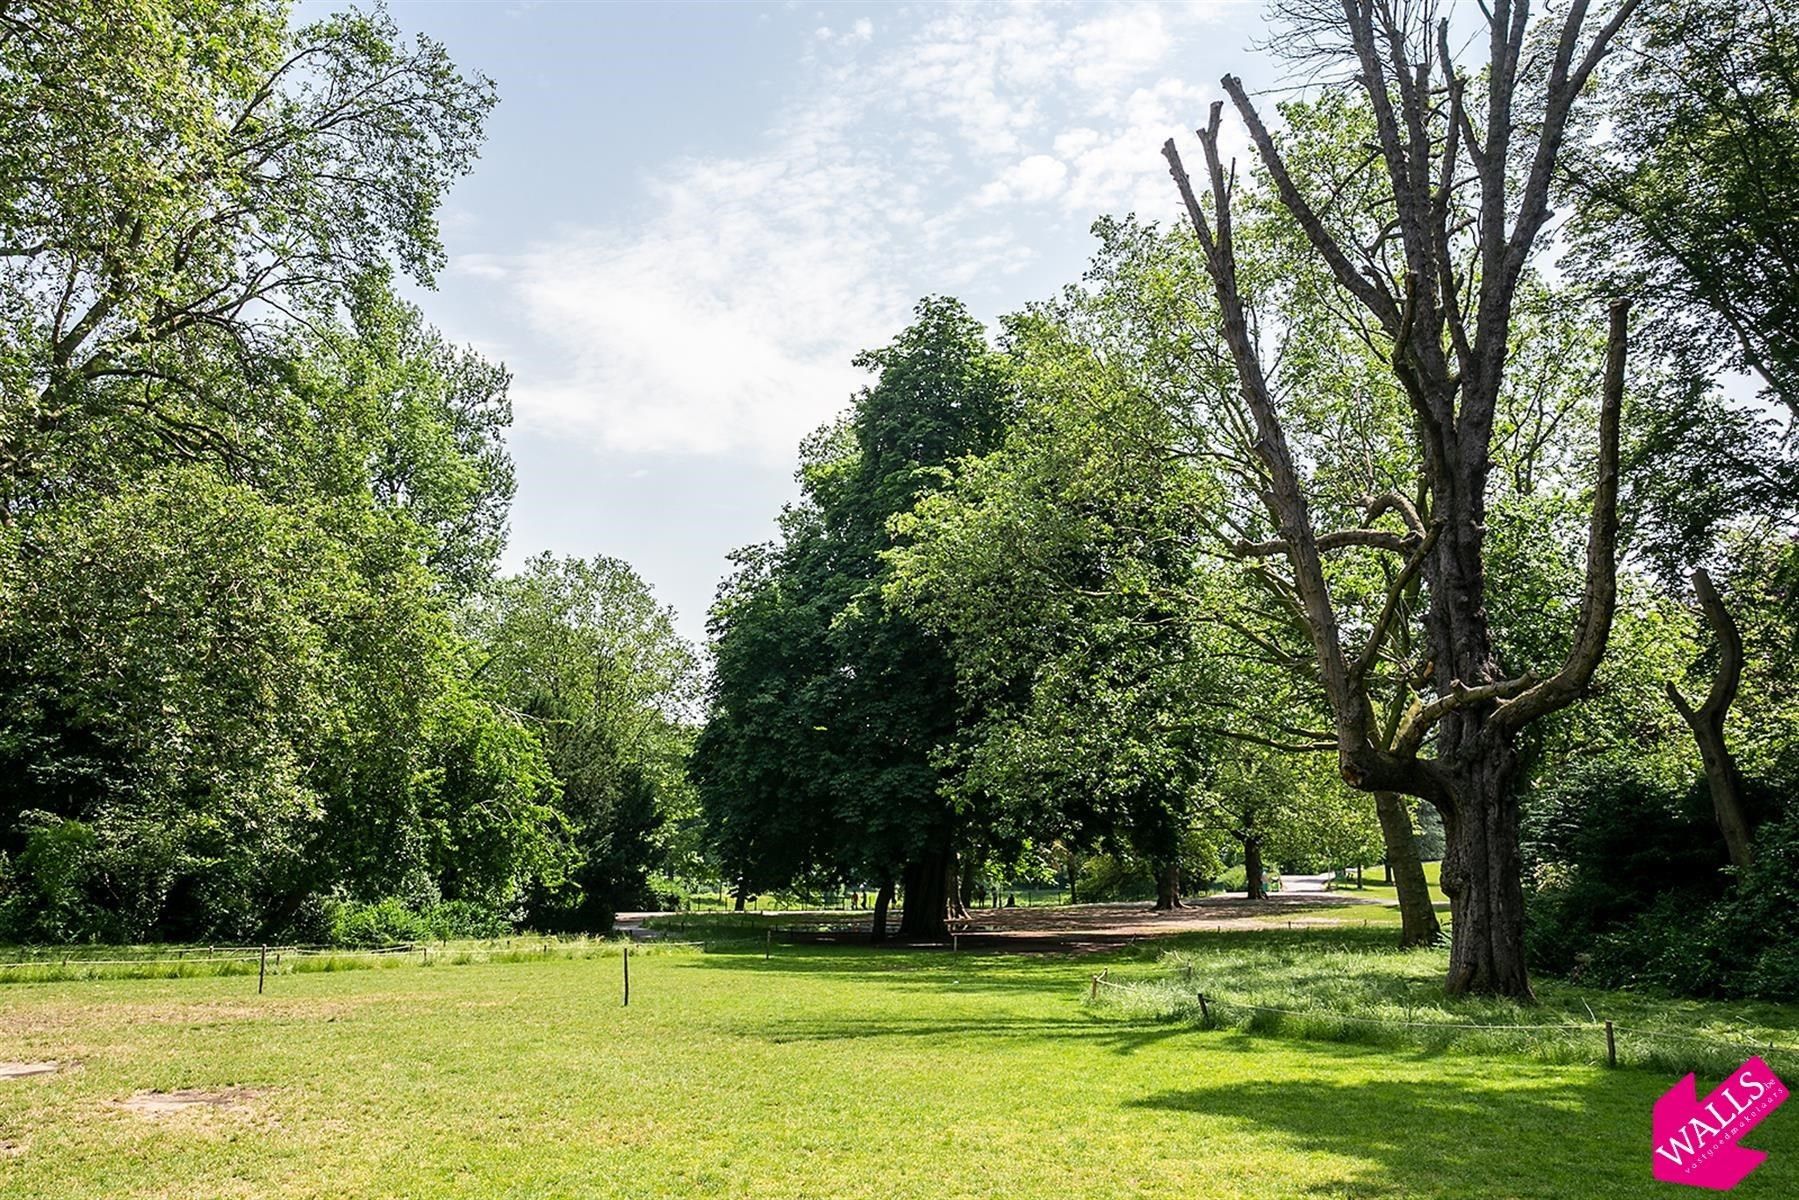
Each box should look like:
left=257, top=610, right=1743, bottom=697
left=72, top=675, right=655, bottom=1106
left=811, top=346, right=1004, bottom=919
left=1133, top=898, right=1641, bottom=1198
left=693, top=297, right=1015, bottom=904
left=0, top=3, right=596, bottom=946
left=890, top=228, right=1389, bottom=886
left=0, top=814, right=101, bottom=943
left=322, top=896, right=514, bottom=948
left=467, top=553, right=701, bottom=927
left=0, top=0, right=496, bottom=501
left=1525, top=754, right=1796, bottom=1000
left=1572, top=0, right=1799, bottom=410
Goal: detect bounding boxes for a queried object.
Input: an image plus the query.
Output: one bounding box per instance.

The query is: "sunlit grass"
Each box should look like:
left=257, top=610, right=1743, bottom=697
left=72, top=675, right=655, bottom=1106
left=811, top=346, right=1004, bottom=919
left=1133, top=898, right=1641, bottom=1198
left=1093, top=927, right=1799, bottom=1079
left=0, top=936, right=669, bottom=986
left=1, top=926, right=1795, bottom=1199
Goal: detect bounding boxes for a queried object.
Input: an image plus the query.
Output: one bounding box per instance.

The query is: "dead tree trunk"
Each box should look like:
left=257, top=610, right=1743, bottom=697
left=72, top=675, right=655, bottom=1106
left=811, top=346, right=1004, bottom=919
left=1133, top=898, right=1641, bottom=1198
left=1435, top=753, right=1533, bottom=996
left=1374, top=791, right=1440, bottom=947
left=1667, top=567, right=1754, bottom=870
left=1161, top=0, right=1638, bottom=998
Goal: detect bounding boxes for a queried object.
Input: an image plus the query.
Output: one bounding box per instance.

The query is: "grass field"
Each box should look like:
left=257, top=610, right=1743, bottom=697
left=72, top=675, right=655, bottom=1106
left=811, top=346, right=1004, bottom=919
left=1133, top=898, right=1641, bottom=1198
left=2, top=923, right=1796, bottom=1199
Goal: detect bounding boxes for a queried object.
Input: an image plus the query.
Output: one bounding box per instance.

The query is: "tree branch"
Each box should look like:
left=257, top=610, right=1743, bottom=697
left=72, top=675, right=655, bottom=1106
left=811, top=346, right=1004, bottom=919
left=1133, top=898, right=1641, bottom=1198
left=1491, top=298, right=1628, bottom=732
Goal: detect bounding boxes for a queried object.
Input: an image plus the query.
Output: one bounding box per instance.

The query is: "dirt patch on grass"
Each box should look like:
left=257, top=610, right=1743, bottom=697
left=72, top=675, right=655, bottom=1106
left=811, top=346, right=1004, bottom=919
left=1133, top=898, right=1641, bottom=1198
left=0, top=1060, right=68, bottom=1079
left=765, top=894, right=1390, bottom=954
left=2, top=995, right=381, bottom=1037
left=117, top=1087, right=262, bottom=1116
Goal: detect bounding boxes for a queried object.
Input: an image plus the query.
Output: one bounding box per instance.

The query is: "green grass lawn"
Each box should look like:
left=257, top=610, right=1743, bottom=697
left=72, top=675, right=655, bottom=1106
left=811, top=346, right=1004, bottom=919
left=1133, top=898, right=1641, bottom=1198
left=2, top=927, right=1796, bottom=1199
left=1336, top=859, right=1448, bottom=906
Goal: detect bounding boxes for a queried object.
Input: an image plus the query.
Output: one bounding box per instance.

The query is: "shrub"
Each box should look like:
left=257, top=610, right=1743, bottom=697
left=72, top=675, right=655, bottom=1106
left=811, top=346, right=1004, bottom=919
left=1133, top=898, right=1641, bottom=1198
left=0, top=814, right=105, bottom=943
left=321, top=897, right=516, bottom=947
left=1526, top=754, right=1798, bottom=1001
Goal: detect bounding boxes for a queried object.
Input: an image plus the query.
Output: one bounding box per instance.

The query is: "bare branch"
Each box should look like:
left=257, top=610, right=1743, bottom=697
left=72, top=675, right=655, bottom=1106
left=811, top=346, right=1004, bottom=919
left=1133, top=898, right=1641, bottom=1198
left=1219, top=74, right=1402, bottom=333
left=1491, top=298, right=1628, bottom=732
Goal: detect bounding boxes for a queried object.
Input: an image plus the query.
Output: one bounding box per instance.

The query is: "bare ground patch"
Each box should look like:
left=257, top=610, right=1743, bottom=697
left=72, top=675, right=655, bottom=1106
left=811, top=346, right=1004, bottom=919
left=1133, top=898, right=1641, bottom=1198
left=116, top=1086, right=262, bottom=1117
left=758, top=893, right=1389, bottom=954
left=0, top=1060, right=68, bottom=1080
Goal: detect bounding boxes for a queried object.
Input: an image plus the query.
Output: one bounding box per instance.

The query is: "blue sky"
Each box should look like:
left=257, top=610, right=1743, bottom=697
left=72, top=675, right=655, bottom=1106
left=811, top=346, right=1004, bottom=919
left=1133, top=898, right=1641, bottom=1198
left=368, top=1, right=1277, bottom=645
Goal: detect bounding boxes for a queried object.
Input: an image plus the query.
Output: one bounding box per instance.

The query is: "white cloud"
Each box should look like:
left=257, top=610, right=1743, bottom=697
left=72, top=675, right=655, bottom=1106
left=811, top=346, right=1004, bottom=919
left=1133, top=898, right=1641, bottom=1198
left=468, top=1, right=1232, bottom=459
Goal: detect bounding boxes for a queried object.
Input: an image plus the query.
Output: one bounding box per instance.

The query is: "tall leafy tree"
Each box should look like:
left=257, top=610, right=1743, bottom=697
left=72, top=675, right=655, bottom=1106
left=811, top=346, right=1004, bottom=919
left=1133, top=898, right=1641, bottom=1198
left=1567, top=0, right=1799, bottom=411
left=694, top=298, right=1014, bottom=937
left=0, top=0, right=494, bottom=513
left=466, top=554, right=700, bottom=928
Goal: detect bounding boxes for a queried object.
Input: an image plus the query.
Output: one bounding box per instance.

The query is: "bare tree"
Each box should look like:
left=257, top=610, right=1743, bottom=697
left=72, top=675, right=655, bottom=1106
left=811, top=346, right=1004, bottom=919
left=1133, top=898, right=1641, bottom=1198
left=1667, top=567, right=1754, bottom=871
left=1163, top=0, right=1640, bottom=997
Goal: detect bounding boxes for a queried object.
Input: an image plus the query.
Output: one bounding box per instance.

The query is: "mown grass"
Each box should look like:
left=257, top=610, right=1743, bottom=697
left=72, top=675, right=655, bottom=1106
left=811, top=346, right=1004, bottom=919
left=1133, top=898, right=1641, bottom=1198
left=0, top=936, right=664, bottom=986
left=1338, top=858, right=1448, bottom=906
left=1, top=924, right=1795, bottom=1199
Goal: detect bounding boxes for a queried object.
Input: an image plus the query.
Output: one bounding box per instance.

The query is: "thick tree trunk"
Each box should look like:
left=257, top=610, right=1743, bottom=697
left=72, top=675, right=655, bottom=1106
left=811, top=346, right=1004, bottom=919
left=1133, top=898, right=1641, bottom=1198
left=869, top=879, right=894, bottom=942
left=898, top=845, right=952, bottom=940
left=732, top=881, right=747, bottom=912
left=1437, top=754, right=1534, bottom=1000
left=1242, top=835, right=1265, bottom=901
left=1154, top=861, right=1183, bottom=910
left=1374, top=791, right=1441, bottom=948
left=1668, top=568, right=1754, bottom=871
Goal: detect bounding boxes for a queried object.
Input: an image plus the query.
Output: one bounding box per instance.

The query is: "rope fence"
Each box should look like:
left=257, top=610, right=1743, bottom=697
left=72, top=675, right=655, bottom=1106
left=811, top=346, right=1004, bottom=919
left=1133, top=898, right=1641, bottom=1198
left=1086, top=968, right=1799, bottom=1069
left=0, top=935, right=707, bottom=991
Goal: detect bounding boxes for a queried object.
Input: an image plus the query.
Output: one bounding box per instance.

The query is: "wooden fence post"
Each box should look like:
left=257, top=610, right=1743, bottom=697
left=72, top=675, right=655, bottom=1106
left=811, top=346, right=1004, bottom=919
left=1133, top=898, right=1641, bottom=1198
left=258, top=945, right=267, bottom=995
left=1197, top=993, right=1210, bottom=1026
left=622, top=945, right=630, bottom=1007
left=1604, top=1020, right=1616, bottom=1068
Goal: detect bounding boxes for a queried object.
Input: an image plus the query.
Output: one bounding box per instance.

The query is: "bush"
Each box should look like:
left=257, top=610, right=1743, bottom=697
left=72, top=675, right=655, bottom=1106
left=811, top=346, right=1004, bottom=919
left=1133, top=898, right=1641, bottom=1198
left=1216, top=864, right=1281, bottom=894
left=0, top=814, right=104, bottom=942
left=1526, top=754, right=1798, bottom=1000
left=322, top=896, right=515, bottom=947
left=1075, top=853, right=1155, bottom=903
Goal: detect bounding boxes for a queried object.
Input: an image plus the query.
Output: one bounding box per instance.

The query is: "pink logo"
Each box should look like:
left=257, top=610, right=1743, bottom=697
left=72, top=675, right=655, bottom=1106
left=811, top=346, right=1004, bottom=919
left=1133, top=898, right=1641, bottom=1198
left=1653, top=1057, right=1788, bottom=1190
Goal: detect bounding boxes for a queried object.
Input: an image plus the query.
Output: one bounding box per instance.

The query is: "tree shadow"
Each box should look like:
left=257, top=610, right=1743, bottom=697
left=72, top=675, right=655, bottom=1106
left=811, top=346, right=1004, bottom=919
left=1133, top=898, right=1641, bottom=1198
left=680, top=940, right=1154, bottom=996
left=1122, top=1068, right=1799, bottom=1200
left=752, top=1012, right=1197, bottom=1057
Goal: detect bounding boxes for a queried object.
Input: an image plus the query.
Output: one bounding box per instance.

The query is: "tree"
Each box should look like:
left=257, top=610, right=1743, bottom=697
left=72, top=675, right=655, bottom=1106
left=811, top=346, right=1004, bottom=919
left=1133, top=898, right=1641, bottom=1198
left=1665, top=568, right=1753, bottom=870
left=0, top=0, right=494, bottom=514
left=1160, top=0, right=1641, bottom=996
left=1568, top=0, right=1799, bottom=411
left=466, top=554, right=700, bottom=927
left=0, top=468, right=566, bottom=941
left=693, top=298, right=1014, bottom=938
left=893, top=305, right=1393, bottom=920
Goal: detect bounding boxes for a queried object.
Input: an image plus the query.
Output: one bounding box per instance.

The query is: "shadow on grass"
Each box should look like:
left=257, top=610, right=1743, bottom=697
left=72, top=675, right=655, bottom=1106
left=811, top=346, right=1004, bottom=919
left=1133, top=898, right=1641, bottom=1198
left=754, top=1012, right=1199, bottom=1057
left=1123, top=1069, right=1796, bottom=1200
